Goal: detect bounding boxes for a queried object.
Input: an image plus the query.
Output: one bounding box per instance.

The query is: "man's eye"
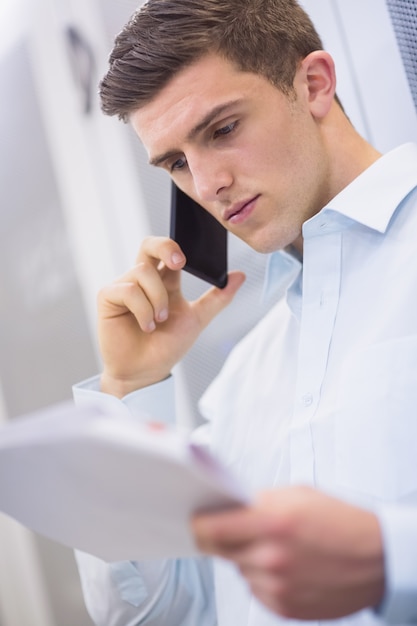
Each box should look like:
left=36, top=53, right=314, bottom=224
left=213, top=121, right=238, bottom=139
left=170, top=157, right=187, bottom=172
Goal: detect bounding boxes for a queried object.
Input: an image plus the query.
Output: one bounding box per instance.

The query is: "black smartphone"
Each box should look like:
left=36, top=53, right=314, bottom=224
left=170, top=184, right=228, bottom=288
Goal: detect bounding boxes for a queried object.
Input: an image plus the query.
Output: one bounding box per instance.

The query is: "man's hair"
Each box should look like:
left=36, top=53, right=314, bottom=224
left=100, top=0, right=324, bottom=122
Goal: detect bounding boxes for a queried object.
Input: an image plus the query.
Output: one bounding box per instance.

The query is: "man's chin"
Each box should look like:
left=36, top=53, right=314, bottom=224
left=241, top=235, right=293, bottom=255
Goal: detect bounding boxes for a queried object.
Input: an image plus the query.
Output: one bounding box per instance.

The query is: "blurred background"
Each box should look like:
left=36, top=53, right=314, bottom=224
left=0, top=0, right=416, bottom=623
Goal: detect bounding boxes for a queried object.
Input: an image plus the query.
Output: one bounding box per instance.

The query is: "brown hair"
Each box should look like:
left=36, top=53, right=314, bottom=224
left=100, top=0, right=324, bottom=121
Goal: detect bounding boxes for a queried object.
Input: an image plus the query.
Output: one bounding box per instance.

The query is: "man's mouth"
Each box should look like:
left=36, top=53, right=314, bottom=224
left=223, top=195, right=260, bottom=223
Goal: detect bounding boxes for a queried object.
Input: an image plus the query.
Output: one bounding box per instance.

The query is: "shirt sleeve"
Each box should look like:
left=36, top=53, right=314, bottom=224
left=376, top=505, right=417, bottom=624
left=75, top=551, right=216, bottom=626
left=72, top=375, right=216, bottom=626
left=72, top=374, right=176, bottom=425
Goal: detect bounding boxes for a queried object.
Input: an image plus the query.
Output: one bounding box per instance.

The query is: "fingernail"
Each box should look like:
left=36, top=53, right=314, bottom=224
left=147, top=321, right=156, bottom=332
left=172, top=252, right=184, bottom=265
left=157, top=308, right=168, bottom=322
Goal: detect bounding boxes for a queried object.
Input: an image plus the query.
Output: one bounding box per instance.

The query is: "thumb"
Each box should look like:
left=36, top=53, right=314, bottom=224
left=192, top=271, right=246, bottom=329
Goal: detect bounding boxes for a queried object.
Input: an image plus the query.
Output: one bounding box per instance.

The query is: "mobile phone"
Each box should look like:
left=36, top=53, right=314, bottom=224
left=170, top=184, right=228, bottom=288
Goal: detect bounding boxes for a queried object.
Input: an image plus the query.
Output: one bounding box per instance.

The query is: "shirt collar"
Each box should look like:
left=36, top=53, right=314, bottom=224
left=314, top=142, right=417, bottom=233
left=262, top=248, right=302, bottom=304
left=263, top=143, right=417, bottom=302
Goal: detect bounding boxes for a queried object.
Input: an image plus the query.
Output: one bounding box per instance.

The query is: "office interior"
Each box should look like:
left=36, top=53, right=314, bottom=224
left=0, top=0, right=416, bottom=624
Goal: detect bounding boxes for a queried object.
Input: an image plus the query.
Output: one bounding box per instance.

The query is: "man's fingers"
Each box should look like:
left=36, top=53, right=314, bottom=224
left=136, top=236, right=186, bottom=270
left=192, top=506, right=254, bottom=554
left=100, top=261, right=174, bottom=327
left=191, top=271, right=246, bottom=329
left=192, top=504, right=275, bottom=556
left=98, top=281, right=160, bottom=333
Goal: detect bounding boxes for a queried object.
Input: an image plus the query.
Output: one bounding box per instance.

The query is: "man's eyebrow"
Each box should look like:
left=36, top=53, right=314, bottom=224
left=187, top=99, right=242, bottom=140
left=149, top=149, right=182, bottom=168
left=149, top=100, right=242, bottom=167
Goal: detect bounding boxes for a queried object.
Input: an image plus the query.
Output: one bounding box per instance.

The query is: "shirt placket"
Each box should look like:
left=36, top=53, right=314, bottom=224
left=289, top=226, right=342, bottom=486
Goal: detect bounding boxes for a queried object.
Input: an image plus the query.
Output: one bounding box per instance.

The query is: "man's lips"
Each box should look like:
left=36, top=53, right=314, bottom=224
left=223, top=195, right=260, bottom=222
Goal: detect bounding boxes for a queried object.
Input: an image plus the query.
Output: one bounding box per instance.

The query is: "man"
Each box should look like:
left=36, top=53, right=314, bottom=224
left=73, top=0, right=417, bottom=624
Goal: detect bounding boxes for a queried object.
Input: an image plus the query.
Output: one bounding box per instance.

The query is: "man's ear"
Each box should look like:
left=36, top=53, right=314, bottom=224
left=299, top=50, right=337, bottom=119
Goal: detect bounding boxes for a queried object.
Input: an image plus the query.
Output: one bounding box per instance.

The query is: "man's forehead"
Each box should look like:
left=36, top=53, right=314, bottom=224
left=131, top=97, right=245, bottom=168
left=129, top=55, right=257, bottom=158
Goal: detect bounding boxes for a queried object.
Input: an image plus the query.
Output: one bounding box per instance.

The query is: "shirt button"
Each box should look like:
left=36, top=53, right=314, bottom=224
left=302, top=393, right=313, bottom=407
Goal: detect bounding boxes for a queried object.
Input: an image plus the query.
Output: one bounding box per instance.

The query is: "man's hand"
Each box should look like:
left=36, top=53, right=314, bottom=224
left=97, top=236, right=245, bottom=397
left=192, top=486, right=385, bottom=620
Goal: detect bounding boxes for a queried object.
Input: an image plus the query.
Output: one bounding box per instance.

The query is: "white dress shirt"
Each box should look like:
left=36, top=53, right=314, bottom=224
left=74, top=143, right=417, bottom=626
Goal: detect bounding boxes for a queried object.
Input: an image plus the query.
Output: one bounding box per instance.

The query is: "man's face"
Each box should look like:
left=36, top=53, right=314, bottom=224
left=131, top=53, right=331, bottom=253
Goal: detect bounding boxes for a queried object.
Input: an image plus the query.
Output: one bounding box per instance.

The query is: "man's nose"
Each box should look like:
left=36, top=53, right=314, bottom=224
left=189, top=154, right=233, bottom=203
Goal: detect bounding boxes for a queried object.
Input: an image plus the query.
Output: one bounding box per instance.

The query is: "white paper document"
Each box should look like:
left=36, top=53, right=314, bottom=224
left=0, top=402, right=248, bottom=560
